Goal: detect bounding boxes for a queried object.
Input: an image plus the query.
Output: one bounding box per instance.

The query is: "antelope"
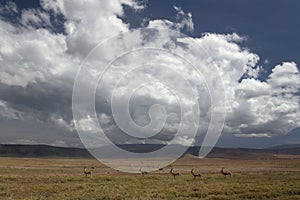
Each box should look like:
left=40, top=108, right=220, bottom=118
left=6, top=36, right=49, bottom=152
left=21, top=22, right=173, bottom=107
left=220, top=167, right=231, bottom=177
left=157, top=165, right=163, bottom=172
left=84, top=167, right=94, bottom=177
left=191, top=168, right=202, bottom=179
left=170, top=168, right=180, bottom=179
left=139, top=168, right=148, bottom=176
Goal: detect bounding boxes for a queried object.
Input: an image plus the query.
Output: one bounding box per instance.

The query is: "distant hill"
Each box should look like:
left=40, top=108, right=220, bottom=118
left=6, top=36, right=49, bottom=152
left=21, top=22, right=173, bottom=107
left=267, top=144, right=300, bottom=150
left=186, top=146, right=268, bottom=159
left=0, top=144, right=92, bottom=158
left=0, top=144, right=299, bottom=159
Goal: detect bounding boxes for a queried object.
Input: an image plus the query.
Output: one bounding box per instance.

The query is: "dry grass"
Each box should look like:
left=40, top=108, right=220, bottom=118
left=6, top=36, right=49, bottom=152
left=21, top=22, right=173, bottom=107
left=0, top=156, right=300, bottom=199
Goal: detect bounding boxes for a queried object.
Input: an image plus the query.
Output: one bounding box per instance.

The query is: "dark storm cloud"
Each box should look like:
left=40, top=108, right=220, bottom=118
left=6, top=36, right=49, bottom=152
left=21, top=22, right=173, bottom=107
left=0, top=80, right=73, bottom=123
left=0, top=118, right=83, bottom=147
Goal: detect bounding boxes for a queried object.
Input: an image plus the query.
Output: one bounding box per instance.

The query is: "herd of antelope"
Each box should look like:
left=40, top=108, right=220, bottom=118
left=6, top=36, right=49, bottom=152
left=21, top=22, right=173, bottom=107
left=168, top=167, right=232, bottom=179
left=83, top=166, right=232, bottom=179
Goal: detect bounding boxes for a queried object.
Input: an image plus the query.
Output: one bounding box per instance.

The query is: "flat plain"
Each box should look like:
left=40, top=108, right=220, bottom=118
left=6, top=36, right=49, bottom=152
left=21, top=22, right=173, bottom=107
left=0, top=154, right=300, bottom=199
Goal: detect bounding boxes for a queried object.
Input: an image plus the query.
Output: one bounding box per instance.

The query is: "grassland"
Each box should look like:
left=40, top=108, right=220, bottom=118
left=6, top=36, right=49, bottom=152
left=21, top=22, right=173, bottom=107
left=0, top=155, right=300, bottom=199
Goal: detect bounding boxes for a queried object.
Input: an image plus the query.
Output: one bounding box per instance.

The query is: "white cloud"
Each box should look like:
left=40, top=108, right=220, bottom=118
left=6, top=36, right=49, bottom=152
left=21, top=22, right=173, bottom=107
left=173, top=6, right=194, bottom=32
left=50, top=116, right=75, bottom=132
left=21, top=9, right=52, bottom=28
left=0, top=0, right=299, bottom=147
left=42, top=0, right=131, bottom=58
left=0, top=19, right=76, bottom=87
left=268, top=62, right=300, bottom=89
left=236, top=78, right=271, bottom=99
left=173, top=135, right=195, bottom=146
left=75, top=115, right=98, bottom=134
left=226, top=62, right=300, bottom=136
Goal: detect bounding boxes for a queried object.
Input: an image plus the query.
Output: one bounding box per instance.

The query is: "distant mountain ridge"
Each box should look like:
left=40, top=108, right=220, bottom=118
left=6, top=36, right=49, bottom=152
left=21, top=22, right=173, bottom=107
left=267, top=144, right=300, bottom=149
left=0, top=144, right=92, bottom=158
left=0, top=144, right=299, bottom=159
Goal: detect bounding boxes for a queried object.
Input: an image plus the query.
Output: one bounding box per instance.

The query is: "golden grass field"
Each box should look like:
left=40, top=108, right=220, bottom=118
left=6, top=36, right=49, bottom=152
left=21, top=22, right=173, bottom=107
left=0, top=154, right=300, bottom=199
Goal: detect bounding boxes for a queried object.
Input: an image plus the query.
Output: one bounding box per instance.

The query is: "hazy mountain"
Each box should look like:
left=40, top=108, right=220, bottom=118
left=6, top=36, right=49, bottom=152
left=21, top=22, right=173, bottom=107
left=0, top=144, right=300, bottom=159
left=267, top=144, right=300, bottom=149
left=0, top=144, right=92, bottom=158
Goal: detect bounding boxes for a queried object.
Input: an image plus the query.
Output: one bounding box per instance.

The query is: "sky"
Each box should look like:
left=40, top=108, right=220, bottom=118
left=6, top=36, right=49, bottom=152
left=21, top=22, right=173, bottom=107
left=0, top=0, right=299, bottom=149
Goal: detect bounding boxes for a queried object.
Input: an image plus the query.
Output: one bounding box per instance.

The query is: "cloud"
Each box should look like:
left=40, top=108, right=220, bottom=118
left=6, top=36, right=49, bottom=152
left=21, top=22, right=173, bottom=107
left=0, top=100, right=20, bottom=119
left=147, top=6, right=194, bottom=33
left=41, top=0, right=132, bottom=58
left=173, top=6, right=194, bottom=32
left=0, top=0, right=299, bottom=147
left=268, top=62, right=300, bottom=89
left=20, top=9, right=52, bottom=28
left=226, top=62, right=300, bottom=136
left=0, top=1, right=18, bottom=16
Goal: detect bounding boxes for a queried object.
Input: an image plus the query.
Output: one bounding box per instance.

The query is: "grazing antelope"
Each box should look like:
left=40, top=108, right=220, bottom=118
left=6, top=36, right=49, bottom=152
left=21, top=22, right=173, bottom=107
left=84, top=167, right=94, bottom=177
left=170, top=168, right=180, bottom=179
left=139, top=168, right=148, bottom=176
left=220, top=167, right=231, bottom=177
left=157, top=165, right=163, bottom=172
left=191, top=168, right=202, bottom=179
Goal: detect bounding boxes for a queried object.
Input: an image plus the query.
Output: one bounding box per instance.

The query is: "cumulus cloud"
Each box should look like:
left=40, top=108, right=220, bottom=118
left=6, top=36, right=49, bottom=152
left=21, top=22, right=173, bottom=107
left=0, top=0, right=299, bottom=148
left=20, top=9, right=52, bottom=28
left=226, top=62, right=300, bottom=136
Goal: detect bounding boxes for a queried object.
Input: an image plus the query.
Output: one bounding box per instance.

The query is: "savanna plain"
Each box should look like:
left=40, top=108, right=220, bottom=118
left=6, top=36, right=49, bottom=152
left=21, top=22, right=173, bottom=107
left=0, top=154, right=300, bottom=200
